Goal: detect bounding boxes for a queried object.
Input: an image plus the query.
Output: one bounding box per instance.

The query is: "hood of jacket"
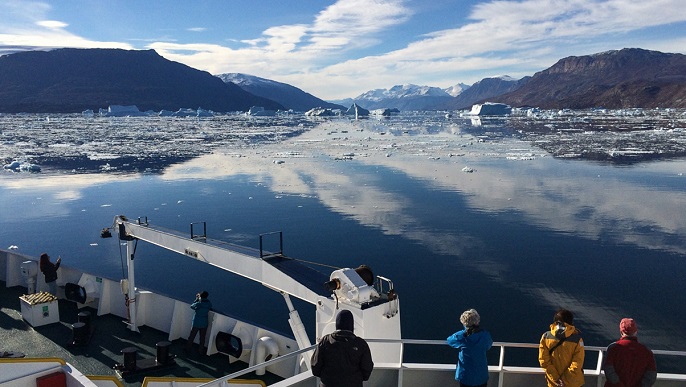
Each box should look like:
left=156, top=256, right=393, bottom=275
left=549, top=321, right=577, bottom=340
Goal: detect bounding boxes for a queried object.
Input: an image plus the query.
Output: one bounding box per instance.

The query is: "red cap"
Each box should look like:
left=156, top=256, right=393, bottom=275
left=620, top=318, right=637, bottom=336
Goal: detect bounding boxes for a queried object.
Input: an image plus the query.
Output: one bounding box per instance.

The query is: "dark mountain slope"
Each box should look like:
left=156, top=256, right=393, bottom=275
left=0, top=48, right=283, bottom=113
left=217, top=73, right=343, bottom=111
left=441, top=76, right=530, bottom=110
left=494, top=48, right=686, bottom=109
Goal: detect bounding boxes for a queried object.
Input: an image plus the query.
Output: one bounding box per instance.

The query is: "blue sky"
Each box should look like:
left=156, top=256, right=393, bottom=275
left=2, top=0, right=685, bottom=100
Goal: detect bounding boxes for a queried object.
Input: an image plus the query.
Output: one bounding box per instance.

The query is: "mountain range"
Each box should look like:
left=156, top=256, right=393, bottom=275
left=331, top=78, right=529, bottom=111
left=493, top=48, right=686, bottom=109
left=332, top=84, right=458, bottom=111
left=215, top=73, right=343, bottom=112
left=0, top=48, right=282, bottom=113
left=0, top=47, right=685, bottom=113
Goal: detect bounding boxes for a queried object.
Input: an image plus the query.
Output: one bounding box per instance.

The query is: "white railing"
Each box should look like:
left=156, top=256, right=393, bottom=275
left=202, top=339, right=686, bottom=387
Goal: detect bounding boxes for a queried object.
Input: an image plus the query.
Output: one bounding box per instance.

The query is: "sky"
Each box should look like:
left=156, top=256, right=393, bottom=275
left=1, top=0, right=686, bottom=100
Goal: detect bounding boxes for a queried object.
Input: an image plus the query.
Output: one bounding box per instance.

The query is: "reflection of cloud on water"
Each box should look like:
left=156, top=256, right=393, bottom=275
left=0, top=173, right=139, bottom=190
left=3, top=117, right=684, bottom=348
left=162, top=119, right=686, bottom=257
left=0, top=174, right=141, bottom=220
left=159, top=120, right=686, bottom=348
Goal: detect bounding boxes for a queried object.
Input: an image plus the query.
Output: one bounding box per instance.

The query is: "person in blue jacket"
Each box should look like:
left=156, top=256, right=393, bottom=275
left=447, top=309, right=493, bottom=387
left=186, top=291, right=212, bottom=354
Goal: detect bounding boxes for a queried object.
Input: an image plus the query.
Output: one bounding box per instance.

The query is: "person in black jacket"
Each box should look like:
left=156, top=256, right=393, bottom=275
left=39, top=253, right=61, bottom=295
left=311, top=309, right=374, bottom=387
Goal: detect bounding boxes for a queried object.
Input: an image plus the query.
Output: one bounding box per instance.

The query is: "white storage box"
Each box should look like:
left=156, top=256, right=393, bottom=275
left=19, top=292, right=60, bottom=327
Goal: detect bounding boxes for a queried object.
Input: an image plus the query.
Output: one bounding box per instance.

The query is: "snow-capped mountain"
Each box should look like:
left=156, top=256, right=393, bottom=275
left=356, top=84, right=452, bottom=101
left=444, top=83, right=471, bottom=97
left=216, top=73, right=344, bottom=112
left=342, top=84, right=456, bottom=110
left=442, top=76, right=530, bottom=109
left=328, top=77, right=527, bottom=111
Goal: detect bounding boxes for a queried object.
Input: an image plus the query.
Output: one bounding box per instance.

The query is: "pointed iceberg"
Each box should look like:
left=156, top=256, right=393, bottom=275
left=345, top=103, right=369, bottom=118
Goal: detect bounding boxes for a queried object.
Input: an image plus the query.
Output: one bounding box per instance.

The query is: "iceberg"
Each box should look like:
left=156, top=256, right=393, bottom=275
left=172, top=108, right=197, bottom=117
left=370, top=108, right=393, bottom=117
left=247, top=106, right=276, bottom=116
left=305, top=107, right=336, bottom=117
left=103, top=105, right=147, bottom=117
left=196, top=108, right=214, bottom=117
left=345, top=103, right=369, bottom=118
left=4, top=160, right=41, bottom=173
left=467, top=102, right=512, bottom=116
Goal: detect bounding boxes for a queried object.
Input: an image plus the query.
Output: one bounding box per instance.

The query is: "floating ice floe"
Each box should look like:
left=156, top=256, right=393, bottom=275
left=247, top=106, right=276, bottom=116
left=197, top=108, right=214, bottom=117
left=102, top=105, right=147, bottom=117
left=464, top=102, right=512, bottom=116
left=4, top=160, right=41, bottom=173
left=370, top=108, right=394, bottom=117
left=461, top=166, right=475, bottom=173
left=172, top=108, right=198, bottom=117
left=305, top=107, right=337, bottom=117
left=100, top=163, right=116, bottom=171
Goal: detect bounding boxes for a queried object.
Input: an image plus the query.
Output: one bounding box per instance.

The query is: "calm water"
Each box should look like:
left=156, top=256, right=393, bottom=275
left=1, top=113, right=685, bottom=367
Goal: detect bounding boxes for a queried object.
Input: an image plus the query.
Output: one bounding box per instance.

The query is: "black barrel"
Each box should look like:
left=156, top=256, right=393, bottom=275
left=156, top=341, right=171, bottom=364
left=122, top=347, right=137, bottom=371
left=77, top=311, right=91, bottom=330
left=71, top=322, right=87, bottom=345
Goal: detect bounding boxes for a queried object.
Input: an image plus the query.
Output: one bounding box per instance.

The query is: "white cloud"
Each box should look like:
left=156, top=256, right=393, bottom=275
left=151, top=0, right=412, bottom=74
left=1, top=0, right=685, bottom=99
left=291, top=0, right=686, bottom=98
left=36, top=20, right=68, bottom=29
left=0, top=0, right=131, bottom=50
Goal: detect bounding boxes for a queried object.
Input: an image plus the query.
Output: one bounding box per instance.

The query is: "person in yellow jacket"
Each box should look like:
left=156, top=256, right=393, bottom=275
left=539, top=309, right=585, bottom=387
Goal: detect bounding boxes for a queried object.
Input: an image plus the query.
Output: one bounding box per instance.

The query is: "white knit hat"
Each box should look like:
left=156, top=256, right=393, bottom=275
left=460, top=309, right=480, bottom=327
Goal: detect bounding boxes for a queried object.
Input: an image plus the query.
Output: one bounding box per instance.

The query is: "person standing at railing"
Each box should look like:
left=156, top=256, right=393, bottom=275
left=603, top=318, right=657, bottom=387
left=447, top=309, right=493, bottom=387
left=539, top=308, right=585, bottom=387
left=311, top=309, right=374, bottom=387
left=186, top=291, right=212, bottom=355
left=39, top=253, right=61, bottom=295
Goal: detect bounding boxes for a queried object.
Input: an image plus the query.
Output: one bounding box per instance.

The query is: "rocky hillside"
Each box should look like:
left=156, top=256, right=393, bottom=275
left=495, top=48, right=686, bottom=109
left=0, top=48, right=283, bottom=113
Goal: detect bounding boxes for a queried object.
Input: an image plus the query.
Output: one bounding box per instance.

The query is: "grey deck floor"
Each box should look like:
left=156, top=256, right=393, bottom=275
left=0, top=282, right=281, bottom=386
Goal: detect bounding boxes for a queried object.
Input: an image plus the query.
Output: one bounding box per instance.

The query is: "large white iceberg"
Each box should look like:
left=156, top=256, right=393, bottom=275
left=103, top=105, right=147, bottom=117
left=467, top=102, right=512, bottom=116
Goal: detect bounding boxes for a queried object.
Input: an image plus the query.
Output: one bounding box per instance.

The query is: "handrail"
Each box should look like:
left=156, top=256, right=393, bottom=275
left=196, top=345, right=317, bottom=387
left=205, top=339, right=686, bottom=387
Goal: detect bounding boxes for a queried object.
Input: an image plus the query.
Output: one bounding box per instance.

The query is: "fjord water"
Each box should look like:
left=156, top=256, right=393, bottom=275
left=1, top=113, right=685, bottom=368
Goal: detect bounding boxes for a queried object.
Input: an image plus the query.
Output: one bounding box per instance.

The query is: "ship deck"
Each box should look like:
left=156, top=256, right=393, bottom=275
left=0, top=281, right=282, bottom=387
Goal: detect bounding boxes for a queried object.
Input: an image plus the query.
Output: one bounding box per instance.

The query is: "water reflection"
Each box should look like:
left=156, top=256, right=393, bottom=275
left=2, top=115, right=685, bottom=351
left=146, top=120, right=686, bottom=257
